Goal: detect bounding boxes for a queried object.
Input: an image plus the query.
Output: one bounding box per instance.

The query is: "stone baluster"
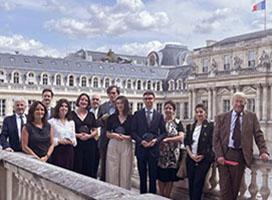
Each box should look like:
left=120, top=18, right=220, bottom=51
left=248, top=167, right=258, bottom=199
left=260, top=168, right=271, bottom=200
left=238, top=174, right=247, bottom=198
left=15, top=174, right=23, bottom=200
left=209, top=165, right=218, bottom=193
left=21, top=177, right=28, bottom=200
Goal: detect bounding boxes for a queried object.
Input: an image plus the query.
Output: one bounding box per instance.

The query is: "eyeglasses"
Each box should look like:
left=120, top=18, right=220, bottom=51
left=144, top=97, right=154, bottom=100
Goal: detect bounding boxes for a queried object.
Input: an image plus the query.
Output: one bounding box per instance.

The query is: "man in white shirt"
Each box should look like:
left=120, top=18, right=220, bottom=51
left=0, top=97, right=27, bottom=152
left=42, top=88, right=54, bottom=119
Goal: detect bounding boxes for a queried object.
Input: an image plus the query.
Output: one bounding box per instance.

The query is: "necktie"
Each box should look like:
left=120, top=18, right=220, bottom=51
left=232, top=112, right=241, bottom=149
left=19, top=115, right=24, bottom=131
left=146, top=110, right=152, bottom=127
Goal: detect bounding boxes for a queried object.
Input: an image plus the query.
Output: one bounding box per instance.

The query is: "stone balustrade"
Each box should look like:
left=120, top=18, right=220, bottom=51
left=0, top=151, right=167, bottom=200
left=172, top=153, right=272, bottom=200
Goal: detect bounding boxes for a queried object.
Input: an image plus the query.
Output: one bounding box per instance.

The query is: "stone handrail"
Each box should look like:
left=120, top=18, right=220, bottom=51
left=0, top=151, right=167, bottom=200
left=172, top=152, right=272, bottom=200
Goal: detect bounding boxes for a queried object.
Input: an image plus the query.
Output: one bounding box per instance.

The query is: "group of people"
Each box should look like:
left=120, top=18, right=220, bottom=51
left=0, top=85, right=270, bottom=200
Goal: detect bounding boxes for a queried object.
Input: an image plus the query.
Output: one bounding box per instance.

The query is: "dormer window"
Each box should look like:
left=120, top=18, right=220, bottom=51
left=202, top=58, right=209, bottom=73
left=13, top=72, right=20, bottom=84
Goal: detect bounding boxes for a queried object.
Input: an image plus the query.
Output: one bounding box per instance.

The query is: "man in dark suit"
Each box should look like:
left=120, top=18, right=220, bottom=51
left=42, top=88, right=54, bottom=119
left=131, top=91, right=166, bottom=194
left=97, top=85, right=120, bottom=181
left=214, top=92, right=269, bottom=200
left=0, top=97, right=27, bottom=152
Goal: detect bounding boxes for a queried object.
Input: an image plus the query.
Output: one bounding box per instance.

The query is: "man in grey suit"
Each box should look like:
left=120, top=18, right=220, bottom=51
left=213, top=92, right=269, bottom=200
left=97, top=85, right=120, bottom=181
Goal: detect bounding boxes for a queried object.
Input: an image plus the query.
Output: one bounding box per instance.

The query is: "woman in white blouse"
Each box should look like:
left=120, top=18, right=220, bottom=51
left=49, top=99, right=76, bottom=170
left=184, top=104, right=214, bottom=200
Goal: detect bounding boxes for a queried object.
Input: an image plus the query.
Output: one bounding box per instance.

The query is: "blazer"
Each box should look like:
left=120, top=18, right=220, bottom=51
left=213, top=110, right=269, bottom=167
left=131, top=108, right=167, bottom=158
left=184, top=120, right=214, bottom=162
left=0, top=114, right=22, bottom=151
left=97, top=101, right=115, bottom=149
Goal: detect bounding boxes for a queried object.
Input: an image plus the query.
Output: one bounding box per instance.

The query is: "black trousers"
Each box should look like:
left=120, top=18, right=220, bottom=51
left=137, top=152, right=158, bottom=194
left=186, top=157, right=211, bottom=200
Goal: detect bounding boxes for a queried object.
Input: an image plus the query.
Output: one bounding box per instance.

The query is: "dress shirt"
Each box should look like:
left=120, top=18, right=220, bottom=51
left=48, top=118, right=77, bottom=147
left=15, top=113, right=27, bottom=140
left=228, top=110, right=243, bottom=148
left=144, top=108, right=154, bottom=123
left=191, top=124, right=202, bottom=154
left=90, top=107, right=99, bottom=119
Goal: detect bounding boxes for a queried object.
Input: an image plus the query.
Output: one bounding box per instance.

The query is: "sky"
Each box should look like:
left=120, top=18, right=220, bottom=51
left=0, top=0, right=270, bottom=57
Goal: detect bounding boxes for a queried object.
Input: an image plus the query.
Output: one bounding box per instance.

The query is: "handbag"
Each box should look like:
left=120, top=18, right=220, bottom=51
left=176, top=150, right=187, bottom=179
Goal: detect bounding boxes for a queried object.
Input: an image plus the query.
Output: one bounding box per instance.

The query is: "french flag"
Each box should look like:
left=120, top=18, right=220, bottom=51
left=252, top=0, right=266, bottom=12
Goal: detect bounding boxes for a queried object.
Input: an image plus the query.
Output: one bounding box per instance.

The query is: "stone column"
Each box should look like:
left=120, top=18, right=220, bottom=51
left=262, top=84, right=268, bottom=121
left=256, top=85, right=261, bottom=120
left=192, top=89, right=196, bottom=120
left=208, top=88, right=212, bottom=120
left=212, top=88, right=217, bottom=119
left=188, top=90, right=192, bottom=119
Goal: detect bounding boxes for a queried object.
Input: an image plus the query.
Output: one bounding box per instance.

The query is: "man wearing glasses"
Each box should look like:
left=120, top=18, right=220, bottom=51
left=97, top=85, right=120, bottom=181
left=132, top=91, right=166, bottom=194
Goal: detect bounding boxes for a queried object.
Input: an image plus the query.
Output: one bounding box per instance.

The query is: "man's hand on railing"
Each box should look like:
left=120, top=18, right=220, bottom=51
left=4, top=147, right=14, bottom=152
left=260, top=153, right=270, bottom=162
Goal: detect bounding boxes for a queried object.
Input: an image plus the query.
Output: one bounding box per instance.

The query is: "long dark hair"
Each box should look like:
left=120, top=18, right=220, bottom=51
left=27, top=101, right=48, bottom=124
left=53, top=98, right=72, bottom=120
left=115, top=95, right=130, bottom=116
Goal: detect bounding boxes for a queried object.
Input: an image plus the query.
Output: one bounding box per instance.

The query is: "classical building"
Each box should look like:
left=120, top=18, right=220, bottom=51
left=0, top=29, right=272, bottom=150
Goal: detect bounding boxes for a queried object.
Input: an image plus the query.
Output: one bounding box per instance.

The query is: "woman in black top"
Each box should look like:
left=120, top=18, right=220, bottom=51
left=71, top=93, right=99, bottom=178
left=184, top=104, right=214, bottom=200
left=21, top=101, right=54, bottom=162
left=105, top=95, right=133, bottom=190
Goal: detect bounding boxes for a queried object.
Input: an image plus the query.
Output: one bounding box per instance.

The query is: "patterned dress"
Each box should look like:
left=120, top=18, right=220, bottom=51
left=157, top=119, right=184, bottom=182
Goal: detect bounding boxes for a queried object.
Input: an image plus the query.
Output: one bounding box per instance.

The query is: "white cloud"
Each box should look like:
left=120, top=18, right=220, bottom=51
left=0, top=0, right=17, bottom=11
left=45, top=0, right=169, bottom=37
left=96, top=40, right=183, bottom=56
left=0, top=34, right=63, bottom=57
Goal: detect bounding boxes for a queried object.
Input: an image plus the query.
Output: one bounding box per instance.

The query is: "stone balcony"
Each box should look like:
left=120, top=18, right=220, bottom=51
left=0, top=150, right=271, bottom=200
left=0, top=151, right=167, bottom=200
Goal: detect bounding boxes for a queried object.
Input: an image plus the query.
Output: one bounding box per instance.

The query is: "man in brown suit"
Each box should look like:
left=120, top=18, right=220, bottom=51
left=213, top=92, right=269, bottom=200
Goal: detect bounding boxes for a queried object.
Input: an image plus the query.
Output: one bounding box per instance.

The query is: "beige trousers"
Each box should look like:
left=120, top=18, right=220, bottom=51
left=106, top=138, right=133, bottom=190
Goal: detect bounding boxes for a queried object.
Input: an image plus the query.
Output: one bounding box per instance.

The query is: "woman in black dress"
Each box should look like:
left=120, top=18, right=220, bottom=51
left=157, top=100, right=184, bottom=198
left=21, top=101, right=54, bottom=162
left=184, top=103, right=214, bottom=200
left=71, top=93, right=99, bottom=178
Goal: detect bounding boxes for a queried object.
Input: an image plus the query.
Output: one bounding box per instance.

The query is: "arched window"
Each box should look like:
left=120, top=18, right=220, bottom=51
left=28, top=72, right=35, bottom=85
left=42, top=74, right=48, bottom=85
left=127, top=79, right=132, bottom=89
left=13, top=72, right=20, bottom=84
left=0, top=71, right=5, bottom=83
left=137, top=80, right=141, bottom=90
left=147, top=80, right=151, bottom=90
left=93, top=77, right=99, bottom=88
left=56, top=74, right=61, bottom=85
left=68, top=75, right=74, bottom=87
left=156, top=81, right=161, bottom=91
left=104, top=78, right=110, bottom=88
left=81, top=76, right=87, bottom=87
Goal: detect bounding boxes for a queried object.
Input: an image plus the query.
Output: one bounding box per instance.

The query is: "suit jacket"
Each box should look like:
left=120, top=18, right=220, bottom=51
left=131, top=108, right=167, bottom=158
left=48, top=107, right=54, bottom=119
left=0, top=114, right=22, bottom=151
left=184, top=120, right=214, bottom=162
left=97, top=101, right=115, bottom=149
left=213, top=110, right=269, bottom=167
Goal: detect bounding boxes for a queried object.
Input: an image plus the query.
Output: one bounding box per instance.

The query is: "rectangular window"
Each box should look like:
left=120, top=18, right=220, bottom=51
left=137, top=102, right=143, bottom=111
left=248, top=50, right=256, bottom=68
left=69, top=101, right=76, bottom=111
left=202, top=58, right=209, bottom=73
left=247, top=98, right=255, bottom=112
left=28, top=99, right=35, bottom=109
left=156, top=103, right=163, bottom=113
left=0, top=99, right=6, bottom=117
left=176, top=102, right=181, bottom=119
left=129, top=102, right=133, bottom=114
left=224, top=55, right=231, bottom=70
left=223, top=99, right=230, bottom=113
left=202, top=100, right=208, bottom=110
left=184, top=102, right=189, bottom=119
